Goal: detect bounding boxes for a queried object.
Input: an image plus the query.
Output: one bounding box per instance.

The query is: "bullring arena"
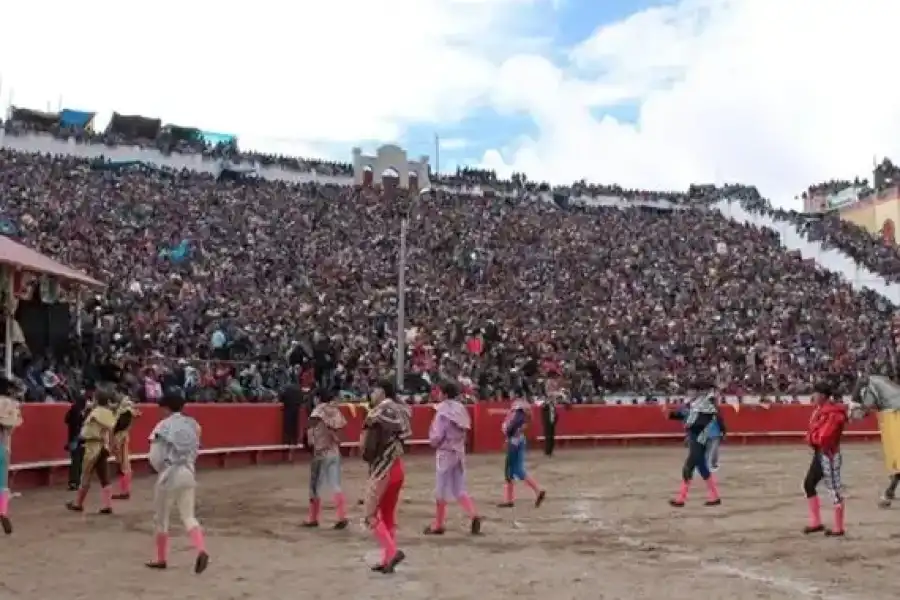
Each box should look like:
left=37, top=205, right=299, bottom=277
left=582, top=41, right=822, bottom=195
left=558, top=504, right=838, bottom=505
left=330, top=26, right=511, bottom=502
left=4, top=444, right=899, bottom=600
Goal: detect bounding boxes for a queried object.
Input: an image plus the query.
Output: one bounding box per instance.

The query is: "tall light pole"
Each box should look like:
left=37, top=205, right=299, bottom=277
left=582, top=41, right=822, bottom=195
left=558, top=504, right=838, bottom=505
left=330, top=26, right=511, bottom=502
left=395, top=187, right=431, bottom=392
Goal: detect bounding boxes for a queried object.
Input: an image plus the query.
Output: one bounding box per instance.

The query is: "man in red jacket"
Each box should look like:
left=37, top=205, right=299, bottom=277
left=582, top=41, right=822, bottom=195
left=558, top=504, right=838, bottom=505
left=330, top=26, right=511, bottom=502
left=802, top=380, right=849, bottom=536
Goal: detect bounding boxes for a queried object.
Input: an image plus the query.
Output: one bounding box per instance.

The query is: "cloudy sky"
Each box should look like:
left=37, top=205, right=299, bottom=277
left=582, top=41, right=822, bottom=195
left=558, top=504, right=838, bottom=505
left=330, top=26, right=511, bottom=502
left=1, top=0, right=898, bottom=208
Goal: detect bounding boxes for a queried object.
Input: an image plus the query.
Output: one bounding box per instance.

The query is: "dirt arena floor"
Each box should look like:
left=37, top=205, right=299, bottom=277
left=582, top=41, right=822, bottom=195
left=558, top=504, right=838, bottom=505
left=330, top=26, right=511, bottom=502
left=3, top=444, right=900, bottom=600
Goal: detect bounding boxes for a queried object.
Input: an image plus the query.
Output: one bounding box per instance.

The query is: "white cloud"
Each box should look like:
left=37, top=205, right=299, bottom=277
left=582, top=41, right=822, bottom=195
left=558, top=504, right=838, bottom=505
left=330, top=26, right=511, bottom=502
left=439, top=137, right=469, bottom=150
left=4, top=0, right=900, bottom=208
left=482, top=0, right=900, bottom=207
left=0, top=0, right=541, bottom=159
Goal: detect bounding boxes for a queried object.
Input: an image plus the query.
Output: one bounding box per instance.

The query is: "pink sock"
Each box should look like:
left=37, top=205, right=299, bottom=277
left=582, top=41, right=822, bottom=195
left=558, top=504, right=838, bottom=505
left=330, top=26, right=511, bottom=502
left=458, top=493, right=478, bottom=518
left=75, top=487, right=88, bottom=507
left=0, top=490, right=9, bottom=515
left=101, top=486, right=113, bottom=509
left=307, top=498, right=321, bottom=522
left=675, top=480, right=690, bottom=503
left=334, top=493, right=346, bottom=520
left=504, top=481, right=515, bottom=503
left=188, top=526, right=207, bottom=553
left=434, top=501, right=447, bottom=529
left=524, top=476, right=541, bottom=494
left=705, top=475, right=720, bottom=501
left=807, top=496, right=822, bottom=527
left=372, top=520, right=396, bottom=564
left=120, top=473, right=132, bottom=494
left=833, top=503, right=845, bottom=532
left=154, top=532, right=169, bottom=562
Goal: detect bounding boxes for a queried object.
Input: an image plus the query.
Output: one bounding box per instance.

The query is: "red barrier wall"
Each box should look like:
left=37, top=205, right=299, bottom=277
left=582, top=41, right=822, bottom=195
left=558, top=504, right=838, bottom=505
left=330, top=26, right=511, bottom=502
left=8, top=403, right=881, bottom=489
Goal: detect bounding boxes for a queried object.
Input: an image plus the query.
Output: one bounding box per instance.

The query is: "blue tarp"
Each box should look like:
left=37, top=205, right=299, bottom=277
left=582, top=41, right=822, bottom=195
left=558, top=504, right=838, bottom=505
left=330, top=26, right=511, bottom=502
left=0, top=218, right=20, bottom=237
left=201, top=131, right=237, bottom=146
left=159, top=239, right=191, bottom=263
left=58, top=108, right=95, bottom=129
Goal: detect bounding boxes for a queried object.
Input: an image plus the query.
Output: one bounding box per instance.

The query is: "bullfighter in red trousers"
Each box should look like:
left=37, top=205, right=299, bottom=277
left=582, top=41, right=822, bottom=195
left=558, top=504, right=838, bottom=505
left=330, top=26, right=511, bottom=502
left=803, top=380, right=849, bottom=537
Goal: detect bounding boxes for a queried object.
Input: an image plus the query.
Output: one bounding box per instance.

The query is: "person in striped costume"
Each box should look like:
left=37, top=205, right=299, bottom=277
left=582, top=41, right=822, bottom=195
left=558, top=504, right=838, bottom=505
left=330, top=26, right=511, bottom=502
left=361, top=380, right=410, bottom=574
left=303, top=388, right=349, bottom=530
left=802, top=380, right=849, bottom=537
left=424, top=381, right=482, bottom=535
left=667, top=391, right=722, bottom=507
left=145, top=388, right=209, bottom=573
left=0, top=379, right=23, bottom=535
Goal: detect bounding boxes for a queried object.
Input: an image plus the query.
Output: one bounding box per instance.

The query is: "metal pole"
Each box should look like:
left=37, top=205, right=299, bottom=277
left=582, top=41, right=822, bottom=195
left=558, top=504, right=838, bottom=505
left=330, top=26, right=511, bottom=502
left=395, top=216, right=408, bottom=391
left=5, top=268, right=13, bottom=377
left=434, top=133, right=440, bottom=202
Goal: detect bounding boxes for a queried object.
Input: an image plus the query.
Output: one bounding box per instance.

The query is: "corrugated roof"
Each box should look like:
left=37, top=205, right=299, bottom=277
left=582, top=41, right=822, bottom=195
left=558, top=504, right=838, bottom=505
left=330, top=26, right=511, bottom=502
left=0, top=236, right=103, bottom=288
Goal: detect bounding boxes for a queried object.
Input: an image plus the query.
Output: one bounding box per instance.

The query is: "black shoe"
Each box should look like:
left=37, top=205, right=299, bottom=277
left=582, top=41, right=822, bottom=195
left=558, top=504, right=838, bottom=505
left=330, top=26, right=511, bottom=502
left=496, top=502, right=514, bottom=508
left=67, top=483, right=79, bottom=492
left=194, top=551, right=209, bottom=574
left=333, top=519, right=349, bottom=530
left=824, top=529, right=845, bottom=537
left=803, top=525, right=825, bottom=534
left=470, top=517, right=482, bottom=535
left=65, top=501, right=84, bottom=513
left=423, top=525, right=445, bottom=535
left=669, top=500, right=685, bottom=507
left=380, top=550, right=406, bottom=574
left=112, top=493, right=131, bottom=501
left=98, top=507, right=113, bottom=515
left=0, top=515, right=11, bottom=535
left=535, top=491, right=546, bottom=508
left=302, top=521, right=319, bottom=528
left=704, top=498, right=722, bottom=506
left=145, top=561, right=167, bottom=570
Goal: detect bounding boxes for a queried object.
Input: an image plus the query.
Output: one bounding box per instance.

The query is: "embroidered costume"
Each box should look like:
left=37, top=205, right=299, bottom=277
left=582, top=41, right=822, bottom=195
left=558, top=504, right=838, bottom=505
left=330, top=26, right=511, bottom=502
left=498, top=399, right=546, bottom=508
left=361, top=382, right=410, bottom=574
left=0, top=387, right=23, bottom=535
left=111, top=394, right=140, bottom=500
left=424, top=382, right=482, bottom=535
left=303, top=391, right=349, bottom=529
left=668, top=392, right=722, bottom=507
left=145, top=388, right=209, bottom=574
left=66, top=390, right=117, bottom=514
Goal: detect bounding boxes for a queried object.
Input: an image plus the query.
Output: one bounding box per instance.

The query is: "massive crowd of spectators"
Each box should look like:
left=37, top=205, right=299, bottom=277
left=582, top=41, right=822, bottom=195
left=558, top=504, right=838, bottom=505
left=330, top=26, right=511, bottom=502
left=2, top=119, right=900, bottom=403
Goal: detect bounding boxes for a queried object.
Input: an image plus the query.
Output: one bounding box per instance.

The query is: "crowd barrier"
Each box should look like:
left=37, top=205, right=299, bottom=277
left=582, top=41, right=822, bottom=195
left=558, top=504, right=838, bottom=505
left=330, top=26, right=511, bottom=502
left=8, top=402, right=881, bottom=489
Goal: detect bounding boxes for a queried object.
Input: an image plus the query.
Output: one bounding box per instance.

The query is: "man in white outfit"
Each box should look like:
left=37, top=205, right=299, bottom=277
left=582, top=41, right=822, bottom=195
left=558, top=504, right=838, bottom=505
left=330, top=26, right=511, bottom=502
left=146, top=388, right=210, bottom=574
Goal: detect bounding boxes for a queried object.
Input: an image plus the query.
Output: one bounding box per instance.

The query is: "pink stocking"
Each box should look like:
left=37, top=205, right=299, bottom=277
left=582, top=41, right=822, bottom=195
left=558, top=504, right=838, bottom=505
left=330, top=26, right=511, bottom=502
left=334, top=493, right=346, bottom=520
left=372, top=520, right=396, bottom=564
left=504, top=481, right=515, bottom=503
left=458, top=493, right=477, bottom=518
left=188, top=526, right=207, bottom=553
left=155, top=532, right=169, bottom=562
left=433, top=501, right=447, bottom=529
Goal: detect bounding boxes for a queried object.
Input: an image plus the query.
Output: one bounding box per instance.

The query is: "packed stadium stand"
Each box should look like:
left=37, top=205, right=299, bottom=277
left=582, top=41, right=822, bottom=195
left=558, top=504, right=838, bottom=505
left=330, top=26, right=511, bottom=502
left=2, top=104, right=899, bottom=402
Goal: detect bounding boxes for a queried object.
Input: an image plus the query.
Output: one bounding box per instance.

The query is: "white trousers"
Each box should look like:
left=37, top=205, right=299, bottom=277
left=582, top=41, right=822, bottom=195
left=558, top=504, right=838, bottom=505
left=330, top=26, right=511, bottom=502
left=153, top=465, right=200, bottom=534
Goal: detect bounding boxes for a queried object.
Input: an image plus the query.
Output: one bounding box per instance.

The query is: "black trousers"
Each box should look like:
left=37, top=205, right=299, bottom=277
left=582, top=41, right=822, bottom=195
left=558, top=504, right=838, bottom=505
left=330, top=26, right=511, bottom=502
left=884, top=473, right=900, bottom=499
left=682, top=439, right=711, bottom=481
left=68, top=443, right=84, bottom=487
left=282, top=403, right=300, bottom=446
left=542, top=405, right=556, bottom=456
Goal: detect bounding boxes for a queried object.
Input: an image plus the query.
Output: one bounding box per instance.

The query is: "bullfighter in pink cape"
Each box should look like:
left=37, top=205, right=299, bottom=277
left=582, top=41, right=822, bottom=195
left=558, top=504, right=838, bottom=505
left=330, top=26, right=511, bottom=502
left=424, top=381, right=482, bottom=535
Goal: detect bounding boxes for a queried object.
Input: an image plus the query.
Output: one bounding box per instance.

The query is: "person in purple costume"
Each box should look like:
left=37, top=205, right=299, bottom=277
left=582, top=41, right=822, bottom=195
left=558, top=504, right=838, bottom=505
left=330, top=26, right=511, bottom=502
left=424, top=381, right=482, bottom=535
